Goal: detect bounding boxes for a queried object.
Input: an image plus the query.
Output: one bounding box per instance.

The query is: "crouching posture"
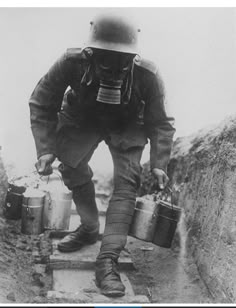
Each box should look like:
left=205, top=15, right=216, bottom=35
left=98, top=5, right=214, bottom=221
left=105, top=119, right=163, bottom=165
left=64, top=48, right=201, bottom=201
left=29, top=12, right=175, bottom=297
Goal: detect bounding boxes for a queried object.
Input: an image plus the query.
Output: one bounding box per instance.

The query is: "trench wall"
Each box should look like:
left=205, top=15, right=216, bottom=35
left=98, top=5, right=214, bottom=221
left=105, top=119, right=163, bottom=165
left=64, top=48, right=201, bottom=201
left=0, top=147, right=8, bottom=215
left=165, top=116, right=236, bottom=303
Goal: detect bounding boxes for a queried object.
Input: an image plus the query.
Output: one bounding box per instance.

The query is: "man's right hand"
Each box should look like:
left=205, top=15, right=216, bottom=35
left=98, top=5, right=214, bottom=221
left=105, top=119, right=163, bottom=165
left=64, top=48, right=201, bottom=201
left=35, top=154, right=56, bottom=176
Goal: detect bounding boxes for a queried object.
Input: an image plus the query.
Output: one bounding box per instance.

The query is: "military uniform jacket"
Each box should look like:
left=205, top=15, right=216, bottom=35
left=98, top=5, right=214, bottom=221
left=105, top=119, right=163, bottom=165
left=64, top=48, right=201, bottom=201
left=29, top=48, right=176, bottom=172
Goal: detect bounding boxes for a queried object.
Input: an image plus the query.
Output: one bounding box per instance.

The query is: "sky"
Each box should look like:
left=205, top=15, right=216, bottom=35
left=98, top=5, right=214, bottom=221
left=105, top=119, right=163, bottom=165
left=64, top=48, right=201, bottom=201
left=0, top=6, right=236, bottom=176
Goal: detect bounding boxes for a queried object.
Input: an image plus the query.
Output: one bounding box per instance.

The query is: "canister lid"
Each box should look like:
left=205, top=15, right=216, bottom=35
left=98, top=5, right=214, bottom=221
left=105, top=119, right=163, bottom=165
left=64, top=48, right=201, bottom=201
left=8, top=183, right=26, bottom=194
left=23, top=188, right=45, bottom=206
left=159, top=200, right=182, bottom=211
left=135, top=196, right=156, bottom=211
left=157, top=200, right=182, bottom=221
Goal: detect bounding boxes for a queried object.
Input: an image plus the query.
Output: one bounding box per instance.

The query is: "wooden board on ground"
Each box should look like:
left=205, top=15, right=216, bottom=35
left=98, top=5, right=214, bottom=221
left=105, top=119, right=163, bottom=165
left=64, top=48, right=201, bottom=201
left=47, top=290, right=149, bottom=304
left=49, top=239, right=134, bottom=271
left=53, top=268, right=134, bottom=295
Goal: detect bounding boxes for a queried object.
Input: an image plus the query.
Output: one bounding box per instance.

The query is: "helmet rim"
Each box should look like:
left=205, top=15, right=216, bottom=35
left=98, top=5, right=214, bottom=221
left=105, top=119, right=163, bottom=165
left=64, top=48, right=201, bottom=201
left=83, top=40, right=139, bottom=55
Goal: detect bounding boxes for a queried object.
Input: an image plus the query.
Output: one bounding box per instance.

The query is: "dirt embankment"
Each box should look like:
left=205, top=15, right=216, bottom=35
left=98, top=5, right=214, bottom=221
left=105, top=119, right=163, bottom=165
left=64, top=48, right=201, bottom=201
left=0, top=148, right=8, bottom=216
left=163, top=115, right=236, bottom=303
left=0, top=219, right=53, bottom=303
left=0, top=150, right=52, bottom=303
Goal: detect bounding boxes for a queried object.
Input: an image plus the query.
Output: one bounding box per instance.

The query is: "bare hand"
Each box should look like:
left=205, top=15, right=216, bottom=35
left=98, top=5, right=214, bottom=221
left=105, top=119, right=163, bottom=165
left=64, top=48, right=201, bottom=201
left=35, top=154, right=56, bottom=176
left=152, top=168, right=169, bottom=190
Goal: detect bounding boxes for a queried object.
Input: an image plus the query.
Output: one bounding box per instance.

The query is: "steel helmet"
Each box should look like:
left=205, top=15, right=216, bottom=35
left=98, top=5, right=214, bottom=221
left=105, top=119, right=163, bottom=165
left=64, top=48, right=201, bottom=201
left=85, top=13, right=140, bottom=54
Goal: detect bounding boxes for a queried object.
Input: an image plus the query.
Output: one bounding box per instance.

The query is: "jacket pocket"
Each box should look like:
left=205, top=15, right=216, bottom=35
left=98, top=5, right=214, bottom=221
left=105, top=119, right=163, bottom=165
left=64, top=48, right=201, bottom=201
left=109, top=123, right=148, bottom=150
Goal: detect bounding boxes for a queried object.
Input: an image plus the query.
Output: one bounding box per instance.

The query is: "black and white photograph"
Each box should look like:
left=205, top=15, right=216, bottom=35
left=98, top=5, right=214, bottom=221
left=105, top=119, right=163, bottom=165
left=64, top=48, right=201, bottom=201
left=0, top=1, right=236, bottom=305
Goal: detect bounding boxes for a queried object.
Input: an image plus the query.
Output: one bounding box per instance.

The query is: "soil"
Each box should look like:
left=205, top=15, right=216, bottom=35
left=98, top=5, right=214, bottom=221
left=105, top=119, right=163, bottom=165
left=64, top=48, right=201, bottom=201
left=0, top=217, right=52, bottom=304
left=0, top=169, right=214, bottom=304
left=126, top=229, right=214, bottom=304
left=0, top=204, right=214, bottom=305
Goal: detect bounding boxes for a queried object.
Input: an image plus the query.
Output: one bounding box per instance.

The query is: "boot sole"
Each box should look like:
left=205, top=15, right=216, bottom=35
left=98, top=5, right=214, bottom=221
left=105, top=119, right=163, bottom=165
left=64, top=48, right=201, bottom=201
left=95, top=280, right=125, bottom=297
left=57, top=240, right=97, bottom=253
left=101, top=290, right=125, bottom=297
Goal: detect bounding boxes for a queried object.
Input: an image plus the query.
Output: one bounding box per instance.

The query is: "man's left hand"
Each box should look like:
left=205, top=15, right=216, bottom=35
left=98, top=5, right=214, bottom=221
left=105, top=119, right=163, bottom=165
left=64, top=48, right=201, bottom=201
left=152, top=168, right=169, bottom=190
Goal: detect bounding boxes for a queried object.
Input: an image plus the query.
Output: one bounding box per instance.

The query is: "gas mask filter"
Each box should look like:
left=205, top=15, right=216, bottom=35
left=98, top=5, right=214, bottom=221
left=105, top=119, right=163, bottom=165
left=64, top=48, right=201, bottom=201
left=97, top=80, right=123, bottom=105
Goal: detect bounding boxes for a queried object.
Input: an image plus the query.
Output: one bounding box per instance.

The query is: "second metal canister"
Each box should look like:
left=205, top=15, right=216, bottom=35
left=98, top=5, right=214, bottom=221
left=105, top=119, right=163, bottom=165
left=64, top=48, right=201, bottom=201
left=152, top=200, right=182, bottom=248
left=43, top=190, right=72, bottom=230
left=21, top=189, right=45, bottom=235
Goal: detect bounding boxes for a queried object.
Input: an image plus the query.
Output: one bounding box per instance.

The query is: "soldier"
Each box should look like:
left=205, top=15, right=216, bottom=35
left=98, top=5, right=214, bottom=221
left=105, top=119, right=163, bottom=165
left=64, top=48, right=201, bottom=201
left=30, top=12, right=175, bottom=297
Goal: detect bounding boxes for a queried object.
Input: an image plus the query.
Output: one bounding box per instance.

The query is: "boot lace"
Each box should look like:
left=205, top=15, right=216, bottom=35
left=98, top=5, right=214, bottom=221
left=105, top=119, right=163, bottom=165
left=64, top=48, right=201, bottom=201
left=102, top=259, right=120, bottom=281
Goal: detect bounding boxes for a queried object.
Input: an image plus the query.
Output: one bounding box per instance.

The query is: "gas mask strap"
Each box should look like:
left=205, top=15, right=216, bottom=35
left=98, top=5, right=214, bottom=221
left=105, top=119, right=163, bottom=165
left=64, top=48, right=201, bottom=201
left=81, top=48, right=96, bottom=86
left=81, top=64, right=94, bottom=86
left=122, top=59, right=135, bottom=105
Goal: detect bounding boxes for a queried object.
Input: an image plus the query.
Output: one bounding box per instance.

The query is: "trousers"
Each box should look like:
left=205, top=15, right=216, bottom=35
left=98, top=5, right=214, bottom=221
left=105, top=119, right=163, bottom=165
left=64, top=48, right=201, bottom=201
left=58, top=132, right=144, bottom=259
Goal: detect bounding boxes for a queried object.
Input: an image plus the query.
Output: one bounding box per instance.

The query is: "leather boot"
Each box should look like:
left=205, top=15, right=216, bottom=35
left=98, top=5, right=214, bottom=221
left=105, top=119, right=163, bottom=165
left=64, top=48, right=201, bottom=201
left=95, top=257, right=125, bottom=297
left=57, top=224, right=99, bottom=252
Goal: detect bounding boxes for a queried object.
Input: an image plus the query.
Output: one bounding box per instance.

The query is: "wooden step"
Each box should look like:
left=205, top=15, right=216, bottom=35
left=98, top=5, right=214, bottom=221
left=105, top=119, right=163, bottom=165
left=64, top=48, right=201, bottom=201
left=52, top=268, right=134, bottom=294
left=49, top=239, right=134, bottom=271
left=50, top=268, right=150, bottom=303
left=47, top=290, right=149, bottom=304
left=46, top=191, right=149, bottom=304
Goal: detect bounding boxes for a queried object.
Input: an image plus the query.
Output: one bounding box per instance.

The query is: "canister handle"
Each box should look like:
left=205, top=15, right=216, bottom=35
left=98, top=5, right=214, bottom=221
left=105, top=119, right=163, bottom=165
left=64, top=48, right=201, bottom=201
left=44, top=172, right=64, bottom=187
left=24, top=197, right=31, bottom=215
left=31, top=170, right=64, bottom=188
left=42, top=172, right=64, bottom=208
left=153, top=186, right=174, bottom=210
left=153, top=191, right=162, bottom=202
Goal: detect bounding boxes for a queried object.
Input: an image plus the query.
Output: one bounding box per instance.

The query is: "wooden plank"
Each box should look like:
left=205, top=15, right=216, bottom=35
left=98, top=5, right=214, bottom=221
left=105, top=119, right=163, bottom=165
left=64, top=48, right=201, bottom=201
left=51, top=239, right=131, bottom=258
left=47, top=290, right=149, bottom=303
left=52, top=269, right=135, bottom=295
left=49, top=256, right=134, bottom=271
left=49, top=239, right=134, bottom=270
left=49, top=231, right=103, bottom=240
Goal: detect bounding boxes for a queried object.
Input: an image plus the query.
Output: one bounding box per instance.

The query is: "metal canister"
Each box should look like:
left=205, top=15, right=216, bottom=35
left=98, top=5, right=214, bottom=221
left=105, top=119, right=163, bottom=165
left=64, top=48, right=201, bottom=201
left=129, top=196, right=158, bottom=242
left=39, top=172, right=73, bottom=230
left=43, top=190, right=72, bottom=230
left=21, top=189, right=45, bottom=235
left=152, top=200, right=182, bottom=248
left=4, top=184, right=26, bottom=220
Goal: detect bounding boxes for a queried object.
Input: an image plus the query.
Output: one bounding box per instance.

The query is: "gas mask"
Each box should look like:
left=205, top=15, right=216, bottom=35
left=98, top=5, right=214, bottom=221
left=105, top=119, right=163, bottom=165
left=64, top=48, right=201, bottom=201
left=91, top=48, right=135, bottom=105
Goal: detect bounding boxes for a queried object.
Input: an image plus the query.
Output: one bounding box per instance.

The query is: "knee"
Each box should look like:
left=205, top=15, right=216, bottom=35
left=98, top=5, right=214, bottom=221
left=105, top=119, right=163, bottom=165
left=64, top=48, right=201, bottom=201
left=58, top=163, right=93, bottom=190
left=72, top=180, right=95, bottom=197
left=113, top=167, right=142, bottom=193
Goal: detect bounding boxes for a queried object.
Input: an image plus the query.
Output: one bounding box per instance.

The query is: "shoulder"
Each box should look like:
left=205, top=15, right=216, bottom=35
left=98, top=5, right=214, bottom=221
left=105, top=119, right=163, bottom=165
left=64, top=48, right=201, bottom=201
left=134, top=56, right=165, bottom=94
left=134, top=56, right=158, bottom=75
left=64, top=48, right=88, bottom=62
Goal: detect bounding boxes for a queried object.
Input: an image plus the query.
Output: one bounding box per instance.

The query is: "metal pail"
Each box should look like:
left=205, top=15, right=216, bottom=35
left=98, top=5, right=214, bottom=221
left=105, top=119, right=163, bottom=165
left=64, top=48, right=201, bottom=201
left=152, top=200, right=182, bottom=248
left=43, top=190, right=72, bottom=230
left=129, top=196, right=158, bottom=242
left=41, top=173, right=72, bottom=230
left=21, top=189, right=45, bottom=235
